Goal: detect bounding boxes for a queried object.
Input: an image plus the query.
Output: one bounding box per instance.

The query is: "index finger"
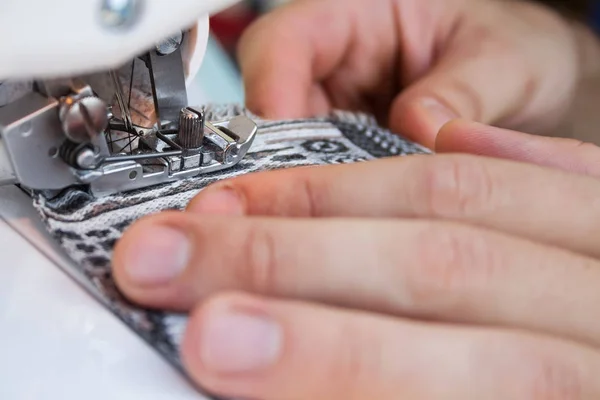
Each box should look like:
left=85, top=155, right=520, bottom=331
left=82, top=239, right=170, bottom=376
left=186, top=152, right=600, bottom=259
left=237, top=0, right=351, bottom=118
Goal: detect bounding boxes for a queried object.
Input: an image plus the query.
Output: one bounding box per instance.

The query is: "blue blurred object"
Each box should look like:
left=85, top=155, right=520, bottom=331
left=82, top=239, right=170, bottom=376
left=592, top=1, right=600, bottom=32
left=187, top=36, right=245, bottom=106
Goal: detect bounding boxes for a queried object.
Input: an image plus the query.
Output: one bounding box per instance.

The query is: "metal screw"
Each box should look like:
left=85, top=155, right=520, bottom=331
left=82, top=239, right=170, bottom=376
left=76, top=148, right=98, bottom=170
left=225, top=146, right=240, bottom=164
left=100, top=0, right=141, bottom=29
left=59, top=96, right=110, bottom=143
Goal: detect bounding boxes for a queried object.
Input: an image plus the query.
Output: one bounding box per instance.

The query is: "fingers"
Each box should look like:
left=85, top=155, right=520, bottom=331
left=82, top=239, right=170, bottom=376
left=388, top=1, right=578, bottom=148
left=388, top=42, right=531, bottom=148
left=237, top=0, right=351, bottom=118
left=112, top=212, right=600, bottom=347
left=436, top=120, right=600, bottom=177
left=182, top=292, right=600, bottom=400
left=186, top=153, right=600, bottom=259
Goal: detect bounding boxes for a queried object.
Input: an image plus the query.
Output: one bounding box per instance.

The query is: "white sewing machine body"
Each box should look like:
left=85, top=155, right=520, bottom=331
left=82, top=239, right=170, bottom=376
left=0, top=0, right=240, bottom=80
left=0, top=1, right=247, bottom=398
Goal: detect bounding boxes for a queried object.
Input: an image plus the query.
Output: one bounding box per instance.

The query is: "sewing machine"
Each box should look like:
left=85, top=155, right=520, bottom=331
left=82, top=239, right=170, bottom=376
left=0, top=1, right=249, bottom=398
left=0, top=0, right=257, bottom=197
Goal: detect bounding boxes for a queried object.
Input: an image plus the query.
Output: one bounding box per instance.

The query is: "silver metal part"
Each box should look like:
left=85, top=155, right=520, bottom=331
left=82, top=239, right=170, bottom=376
left=85, top=114, right=258, bottom=197
left=147, top=39, right=188, bottom=127
left=0, top=92, right=79, bottom=190
left=100, top=0, right=142, bottom=30
left=59, top=96, right=109, bottom=143
left=76, top=148, right=100, bottom=170
left=0, top=139, right=16, bottom=185
left=156, top=31, right=184, bottom=56
left=0, top=92, right=258, bottom=196
left=178, top=107, right=204, bottom=149
left=0, top=30, right=259, bottom=198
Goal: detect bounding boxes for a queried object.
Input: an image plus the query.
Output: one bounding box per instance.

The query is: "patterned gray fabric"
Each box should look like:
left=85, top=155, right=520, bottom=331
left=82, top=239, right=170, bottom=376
left=31, top=104, right=429, bottom=396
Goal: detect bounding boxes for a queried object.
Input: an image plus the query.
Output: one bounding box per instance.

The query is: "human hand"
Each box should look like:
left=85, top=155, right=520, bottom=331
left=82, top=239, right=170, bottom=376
left=111, top=120, right=600, bottom=399
left=237, top=0, right=585, bottom=148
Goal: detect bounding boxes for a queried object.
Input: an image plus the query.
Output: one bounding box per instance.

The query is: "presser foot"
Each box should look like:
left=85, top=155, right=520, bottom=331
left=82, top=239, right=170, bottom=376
left=77, top=113, right=257, bottom=197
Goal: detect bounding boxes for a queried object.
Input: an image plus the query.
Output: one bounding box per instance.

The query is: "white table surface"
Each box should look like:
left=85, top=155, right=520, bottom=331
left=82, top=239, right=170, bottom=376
left=0, top=36, right=243, bottom=399
left=0, top=186, right=206, bottom=399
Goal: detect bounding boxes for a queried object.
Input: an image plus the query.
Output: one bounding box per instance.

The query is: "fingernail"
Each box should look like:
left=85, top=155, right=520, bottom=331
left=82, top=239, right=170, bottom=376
left=420, top=98, right=458, bottom=132
left=199, top=309, right=282, bottom=374
left=124, top=225, right=190, bottom=286
left=189, top=186, right=245, bottom=216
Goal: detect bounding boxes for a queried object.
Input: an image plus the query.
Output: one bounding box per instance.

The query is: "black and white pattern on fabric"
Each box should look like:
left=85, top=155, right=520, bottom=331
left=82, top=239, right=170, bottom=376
left=31, top=105, right=430, bottom=385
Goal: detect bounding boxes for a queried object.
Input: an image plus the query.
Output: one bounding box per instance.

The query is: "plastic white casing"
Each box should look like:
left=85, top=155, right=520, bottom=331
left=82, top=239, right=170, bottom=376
left=0, top=0, right=241, bottom=81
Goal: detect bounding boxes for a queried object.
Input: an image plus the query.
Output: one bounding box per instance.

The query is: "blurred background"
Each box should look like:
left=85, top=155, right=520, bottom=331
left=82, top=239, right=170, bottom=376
left=194, top=0, right=600, bottom=105
left=191, top=0, right=290, bottom=106
left=210, top=0, right=291, bottom=62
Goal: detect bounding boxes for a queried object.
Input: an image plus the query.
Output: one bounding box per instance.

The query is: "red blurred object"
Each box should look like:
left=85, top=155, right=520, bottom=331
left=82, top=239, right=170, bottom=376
left=210, top=5, right=260, bottom=57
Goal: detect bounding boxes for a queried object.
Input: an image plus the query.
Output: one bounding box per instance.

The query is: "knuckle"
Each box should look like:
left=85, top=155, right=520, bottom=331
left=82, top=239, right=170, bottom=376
left=239, top=169, right=325, bottom=217
left=429, top=34, right=522, bottom=123
left=298, top=171, right=324, bottom=217
left=438, top=78, right=485, bottom=122
left=409, top=156, right=498, bottom=219
left=404, top=224, right=501, bottom=313
left=235, top=223, right=280, bottom=295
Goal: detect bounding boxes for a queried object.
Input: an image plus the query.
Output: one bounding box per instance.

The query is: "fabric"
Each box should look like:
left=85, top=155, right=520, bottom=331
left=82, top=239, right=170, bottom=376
left=31, top=104, right=429, bottom=389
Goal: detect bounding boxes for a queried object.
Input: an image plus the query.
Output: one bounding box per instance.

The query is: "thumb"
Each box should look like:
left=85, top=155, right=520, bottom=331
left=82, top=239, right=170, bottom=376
left=435, top=119, right=600, bottom=178
left=389, top=46, right=535, bottom=149
left=386, top=0, right=585, bottom=153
